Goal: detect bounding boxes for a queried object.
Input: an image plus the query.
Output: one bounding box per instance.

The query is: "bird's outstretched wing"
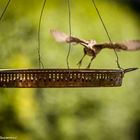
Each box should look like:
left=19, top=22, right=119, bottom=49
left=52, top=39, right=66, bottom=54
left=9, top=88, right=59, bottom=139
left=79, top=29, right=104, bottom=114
left=50, top=30, right=87, bottom=45
left=117, top=40, right=140, bottom=51
left=50, top=30, right=69, bottom=42
left=94, top=40, right=140, bottom=51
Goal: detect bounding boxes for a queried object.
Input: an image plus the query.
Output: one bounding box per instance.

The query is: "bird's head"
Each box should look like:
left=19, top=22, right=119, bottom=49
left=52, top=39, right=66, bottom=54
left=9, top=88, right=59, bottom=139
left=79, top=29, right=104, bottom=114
left=87, top=40, right=97, bottom=48
left=90, top=40, right=96, bottom=44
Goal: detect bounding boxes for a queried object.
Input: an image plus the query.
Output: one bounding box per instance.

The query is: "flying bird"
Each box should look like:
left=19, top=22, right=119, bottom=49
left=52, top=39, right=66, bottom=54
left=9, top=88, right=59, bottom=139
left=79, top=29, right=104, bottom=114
left=51, top=30, right=140, bottom=68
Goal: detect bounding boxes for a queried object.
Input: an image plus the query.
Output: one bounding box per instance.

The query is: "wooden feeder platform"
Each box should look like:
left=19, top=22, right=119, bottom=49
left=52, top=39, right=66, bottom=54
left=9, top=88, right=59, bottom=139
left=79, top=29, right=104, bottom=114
left=0, top=68, right=137, bottom=88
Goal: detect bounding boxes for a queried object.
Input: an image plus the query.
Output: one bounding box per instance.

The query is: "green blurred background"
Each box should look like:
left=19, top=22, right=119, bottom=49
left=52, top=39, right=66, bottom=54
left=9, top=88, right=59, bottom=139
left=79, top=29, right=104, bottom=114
left=0, top=0, right=140, bottom=140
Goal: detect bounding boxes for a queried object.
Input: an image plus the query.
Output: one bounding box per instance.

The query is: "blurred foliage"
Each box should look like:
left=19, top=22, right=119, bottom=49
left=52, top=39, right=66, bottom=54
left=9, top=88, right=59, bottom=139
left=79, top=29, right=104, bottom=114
left=0, top=0, right=140, bottom=140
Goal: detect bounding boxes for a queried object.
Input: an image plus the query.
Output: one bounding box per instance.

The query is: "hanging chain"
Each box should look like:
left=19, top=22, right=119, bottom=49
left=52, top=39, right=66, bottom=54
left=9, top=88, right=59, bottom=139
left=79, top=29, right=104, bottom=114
left=0, top=0, right=11, bottom=21
left=66, top=0, right=72, bottom=69
left=91, top=0, right=122, bottom=69
left=38, top=0, right=46, bottom=69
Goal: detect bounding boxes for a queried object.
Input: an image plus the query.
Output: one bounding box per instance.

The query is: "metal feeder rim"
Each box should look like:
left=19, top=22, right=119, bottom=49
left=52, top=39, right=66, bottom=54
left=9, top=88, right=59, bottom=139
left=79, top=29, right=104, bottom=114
left=124, top=67, right=138, bottom=74
left=0, top=68, right=138, bottom=73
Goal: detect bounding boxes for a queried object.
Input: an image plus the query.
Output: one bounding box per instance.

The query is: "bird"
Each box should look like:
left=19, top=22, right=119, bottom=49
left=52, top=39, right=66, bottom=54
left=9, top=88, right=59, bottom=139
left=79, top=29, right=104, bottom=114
left=50, top=29, right=140, bottom=68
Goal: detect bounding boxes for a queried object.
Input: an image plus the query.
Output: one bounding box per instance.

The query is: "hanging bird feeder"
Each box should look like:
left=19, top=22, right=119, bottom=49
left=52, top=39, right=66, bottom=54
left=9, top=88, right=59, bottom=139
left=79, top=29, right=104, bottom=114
left=0, top=68, right=138, bottom=88
left=0, top=0, right=138, bottom=88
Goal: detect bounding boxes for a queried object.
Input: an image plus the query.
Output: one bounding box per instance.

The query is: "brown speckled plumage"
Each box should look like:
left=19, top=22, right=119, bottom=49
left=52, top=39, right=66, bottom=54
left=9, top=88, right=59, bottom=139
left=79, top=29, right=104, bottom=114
left=51, top=30, right=140, bottom=68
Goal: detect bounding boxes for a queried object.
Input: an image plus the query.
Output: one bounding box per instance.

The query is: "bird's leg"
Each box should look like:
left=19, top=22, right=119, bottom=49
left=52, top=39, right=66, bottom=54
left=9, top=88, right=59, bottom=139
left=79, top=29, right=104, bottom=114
left=86, top=56, right=95, bottom=69
left=77, top=53, right=86, bottom=68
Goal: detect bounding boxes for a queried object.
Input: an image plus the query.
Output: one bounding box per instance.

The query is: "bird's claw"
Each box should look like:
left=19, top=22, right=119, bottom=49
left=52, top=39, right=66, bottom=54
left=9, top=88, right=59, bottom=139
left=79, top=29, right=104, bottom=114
left=77, top=61, right=82, bottom=69
left=86, top=63, right=91, bottom=69
left=86, top=65, right=90, bottom=69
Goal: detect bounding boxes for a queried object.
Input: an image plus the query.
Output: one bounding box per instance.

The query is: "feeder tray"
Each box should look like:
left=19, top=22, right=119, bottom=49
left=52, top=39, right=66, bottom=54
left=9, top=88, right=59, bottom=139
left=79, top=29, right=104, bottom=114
left=0, top=68, right=137, bottom=88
